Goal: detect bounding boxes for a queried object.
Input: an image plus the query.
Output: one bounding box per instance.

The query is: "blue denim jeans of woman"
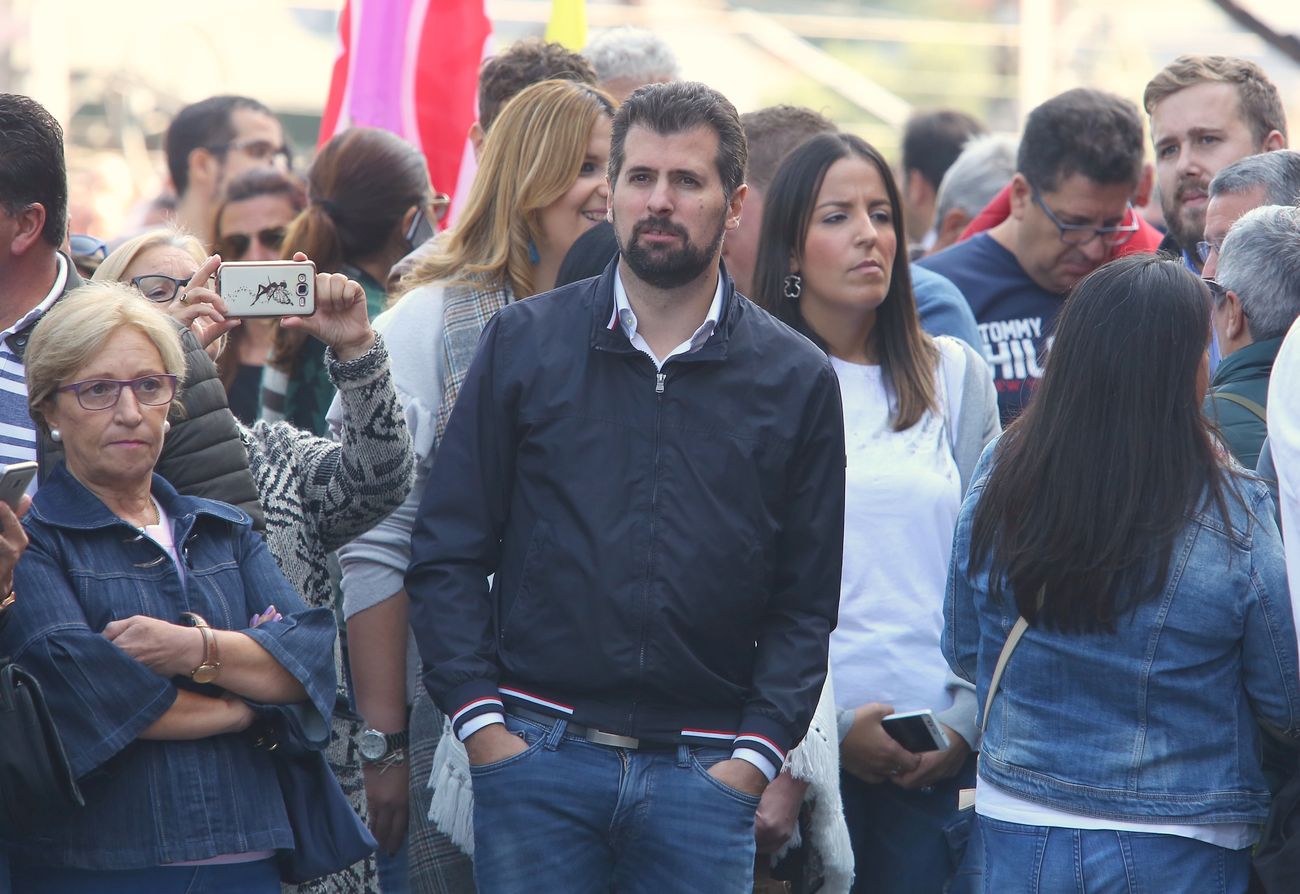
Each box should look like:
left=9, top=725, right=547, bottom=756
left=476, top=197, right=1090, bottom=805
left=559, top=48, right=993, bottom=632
left=9, top=857, right=280, bottom=893
left=979, top=816, right=1251, bottom=894
left=840, top=751, right=978, bottom=893
left=470, top=714, right=759, bottom=893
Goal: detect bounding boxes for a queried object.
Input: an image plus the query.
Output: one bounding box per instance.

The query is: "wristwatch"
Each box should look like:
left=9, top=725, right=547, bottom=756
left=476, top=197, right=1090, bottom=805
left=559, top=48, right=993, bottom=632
left=180, top=611, right=221, bottom=684
left=357, top=728, right=410, bottom=763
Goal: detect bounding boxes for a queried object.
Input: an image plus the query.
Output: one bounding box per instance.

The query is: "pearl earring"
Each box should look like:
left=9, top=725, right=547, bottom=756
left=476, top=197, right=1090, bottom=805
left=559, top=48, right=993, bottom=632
left=163, top=420, right=171, bottom=435
left=50, top=428, right=61, bottom=442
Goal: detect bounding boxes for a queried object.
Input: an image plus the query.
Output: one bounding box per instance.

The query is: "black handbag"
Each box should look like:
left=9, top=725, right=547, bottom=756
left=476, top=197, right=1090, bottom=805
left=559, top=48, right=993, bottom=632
left=0, top=661, right=84, bottom=835
left=250, top=702, right=377, bottom=884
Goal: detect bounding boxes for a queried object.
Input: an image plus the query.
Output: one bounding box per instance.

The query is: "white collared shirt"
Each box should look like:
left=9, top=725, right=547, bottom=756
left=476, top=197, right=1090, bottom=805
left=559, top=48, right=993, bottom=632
left=608, top=267, right=723, bottom=369
left=0, top=254, right=68, bottom=483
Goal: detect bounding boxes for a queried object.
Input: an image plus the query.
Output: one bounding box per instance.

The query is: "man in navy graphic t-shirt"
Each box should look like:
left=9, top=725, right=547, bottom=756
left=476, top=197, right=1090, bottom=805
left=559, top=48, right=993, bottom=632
left=919, top=88, right=1145, bottom=422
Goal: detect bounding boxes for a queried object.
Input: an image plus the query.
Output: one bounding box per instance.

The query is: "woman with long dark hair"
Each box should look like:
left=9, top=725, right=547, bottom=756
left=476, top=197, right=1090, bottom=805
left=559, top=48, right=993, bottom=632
left=945, top=254, right=1299, bottom=892
left=265, top=127, right=432, bottom=435
left=753, top=132, right=999, bottom=893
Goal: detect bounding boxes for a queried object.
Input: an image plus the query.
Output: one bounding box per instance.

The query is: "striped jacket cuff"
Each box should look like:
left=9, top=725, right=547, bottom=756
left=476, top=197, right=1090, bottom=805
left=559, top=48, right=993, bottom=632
left=445, top=680, right=506, bottom=740
left=457, top=712, right=505, bottom=741
left=731, top=747, right=779, bottom=782
left=731, top=733, right=786, bottom=779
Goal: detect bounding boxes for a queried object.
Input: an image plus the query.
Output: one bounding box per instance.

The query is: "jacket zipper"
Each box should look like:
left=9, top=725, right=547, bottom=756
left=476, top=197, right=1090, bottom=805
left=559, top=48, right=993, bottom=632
left=633, top=360, right=667, bottom=729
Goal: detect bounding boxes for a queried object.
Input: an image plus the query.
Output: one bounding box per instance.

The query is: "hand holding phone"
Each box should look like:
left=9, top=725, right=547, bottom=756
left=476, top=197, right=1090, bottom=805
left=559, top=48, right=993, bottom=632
left=0, top=462, right=37, bottom=511
left=277, top=269, right=375, bottom=361
left=881, top=709, right=951, bottom=753
left=0, top=462, right=34, bottom=598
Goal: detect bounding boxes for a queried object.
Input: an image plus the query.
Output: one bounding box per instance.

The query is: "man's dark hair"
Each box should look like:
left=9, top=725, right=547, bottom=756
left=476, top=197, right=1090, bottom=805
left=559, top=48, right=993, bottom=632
left=1018, top=88, right=1144, bottom=192
left=165, top=95, right=274, bottom=198
left=901, top=109, right=986, bottom=190
left=478, top=39, right=596, bottom=134
left=609, top=81, right=747, bottom=199
left=0, top=94, right=68, bottom=248
left=741, top=105, right=836, bottom=192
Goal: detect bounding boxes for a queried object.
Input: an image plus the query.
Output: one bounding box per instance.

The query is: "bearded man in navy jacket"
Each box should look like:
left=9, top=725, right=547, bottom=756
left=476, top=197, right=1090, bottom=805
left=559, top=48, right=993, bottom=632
left=405, top=81, right=846, bottom=893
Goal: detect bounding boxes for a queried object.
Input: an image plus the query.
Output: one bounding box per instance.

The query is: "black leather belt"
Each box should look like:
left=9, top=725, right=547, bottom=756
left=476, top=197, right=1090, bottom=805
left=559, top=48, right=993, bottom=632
left=507, top=706, right=648, bottom=750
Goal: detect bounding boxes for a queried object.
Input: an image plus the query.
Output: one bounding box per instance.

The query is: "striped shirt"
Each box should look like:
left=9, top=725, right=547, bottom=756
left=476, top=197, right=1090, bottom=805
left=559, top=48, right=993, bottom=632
left=0, top=254, right=68, bottom=489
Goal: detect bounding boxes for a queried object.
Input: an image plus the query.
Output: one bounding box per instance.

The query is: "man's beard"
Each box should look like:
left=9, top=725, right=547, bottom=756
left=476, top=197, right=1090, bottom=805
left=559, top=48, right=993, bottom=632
left=617, top=214, right=725, bottom=290
left=1162, top=176, right=1210, bottom=255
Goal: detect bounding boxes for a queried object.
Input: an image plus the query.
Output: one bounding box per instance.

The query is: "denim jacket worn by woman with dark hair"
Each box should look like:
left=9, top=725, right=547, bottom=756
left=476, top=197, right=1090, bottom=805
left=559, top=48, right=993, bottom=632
left=0, top=463, right=337, bottom=870
left=944, top=443, right=1300, bottom=827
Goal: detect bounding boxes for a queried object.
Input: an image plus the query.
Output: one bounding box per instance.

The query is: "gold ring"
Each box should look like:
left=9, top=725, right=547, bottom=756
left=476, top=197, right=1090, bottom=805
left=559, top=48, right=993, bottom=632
left=178, top=293, right=191, bottom=306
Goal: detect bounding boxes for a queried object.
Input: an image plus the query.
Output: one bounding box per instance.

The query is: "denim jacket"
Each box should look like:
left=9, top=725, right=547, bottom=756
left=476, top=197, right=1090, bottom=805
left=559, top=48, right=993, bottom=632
left=944, top=441, right=1300, bottom=826
left=0, top=464, right=337, bottom=870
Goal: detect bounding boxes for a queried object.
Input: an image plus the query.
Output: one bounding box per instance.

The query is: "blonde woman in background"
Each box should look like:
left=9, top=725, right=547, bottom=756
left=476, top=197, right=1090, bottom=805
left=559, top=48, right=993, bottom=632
left=331, top=77, right=616, bottom=892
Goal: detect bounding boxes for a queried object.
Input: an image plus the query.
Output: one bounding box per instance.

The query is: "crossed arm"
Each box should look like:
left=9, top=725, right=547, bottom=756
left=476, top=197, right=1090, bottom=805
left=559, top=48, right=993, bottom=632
left=105, top=615, right=308, bottom=740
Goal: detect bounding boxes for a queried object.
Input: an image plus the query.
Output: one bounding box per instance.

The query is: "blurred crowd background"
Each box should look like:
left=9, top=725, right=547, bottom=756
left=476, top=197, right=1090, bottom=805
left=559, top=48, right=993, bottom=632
left=2, top=0, right=1297, bottom=243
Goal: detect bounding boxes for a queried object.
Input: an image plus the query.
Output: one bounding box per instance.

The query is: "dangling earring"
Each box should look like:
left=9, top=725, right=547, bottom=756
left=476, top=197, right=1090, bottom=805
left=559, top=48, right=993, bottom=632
left=163, top=420, right=172, bottom=435
left=50, top=428, right=61, bottom=442
left=783, top=273, right=803, bottom=299
left=527, top=239, right=541, bottom=265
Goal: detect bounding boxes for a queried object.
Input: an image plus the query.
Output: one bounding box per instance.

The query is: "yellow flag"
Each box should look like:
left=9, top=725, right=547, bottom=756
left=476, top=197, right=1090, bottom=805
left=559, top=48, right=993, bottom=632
left=545, top=0, right=587, bottom=49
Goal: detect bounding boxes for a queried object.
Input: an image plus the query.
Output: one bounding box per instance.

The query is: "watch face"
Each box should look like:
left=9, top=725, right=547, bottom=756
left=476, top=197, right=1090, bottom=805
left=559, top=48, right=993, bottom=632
left=192, top=664, right=219, bottom=685
left=358, top=730, right=388, bottom=761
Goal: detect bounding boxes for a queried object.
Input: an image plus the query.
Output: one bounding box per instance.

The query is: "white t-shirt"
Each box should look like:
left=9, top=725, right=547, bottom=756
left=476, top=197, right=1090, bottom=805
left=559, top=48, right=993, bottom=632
left=829, top=341, right=963, bottom=715
left=976, top=778, right=1256, bottom=850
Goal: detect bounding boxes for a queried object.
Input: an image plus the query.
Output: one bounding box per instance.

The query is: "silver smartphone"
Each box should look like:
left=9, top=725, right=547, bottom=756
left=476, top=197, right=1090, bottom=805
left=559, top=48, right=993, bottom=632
left=217, top=260, right=316, bottom=317
left=882, top=709, right=951, bottom=753
left=0, top=461, right=37, bottom=510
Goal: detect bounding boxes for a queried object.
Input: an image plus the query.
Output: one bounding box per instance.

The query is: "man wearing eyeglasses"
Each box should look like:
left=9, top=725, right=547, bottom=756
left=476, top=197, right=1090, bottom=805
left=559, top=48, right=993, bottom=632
left=165, top=95, right=290, bottom=249
left=919, top=89, right=1145, bottom=422
left=1197, top=152, right=1300, bottom=469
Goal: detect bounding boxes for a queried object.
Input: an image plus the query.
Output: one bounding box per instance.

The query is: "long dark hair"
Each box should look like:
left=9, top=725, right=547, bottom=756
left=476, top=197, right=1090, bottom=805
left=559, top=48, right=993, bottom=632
left=969, top=254, right=1236, bottom=633
left=752, top=132, right=937, bottom=431
left=273, top=127, right=429, bottom=373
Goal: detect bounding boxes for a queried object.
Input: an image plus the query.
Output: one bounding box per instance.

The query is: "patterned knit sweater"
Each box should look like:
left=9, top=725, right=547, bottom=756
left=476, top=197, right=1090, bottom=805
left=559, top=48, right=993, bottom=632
left=242, top=333, right=414, bottom=608
left=240, top=333, right=415, bottom=894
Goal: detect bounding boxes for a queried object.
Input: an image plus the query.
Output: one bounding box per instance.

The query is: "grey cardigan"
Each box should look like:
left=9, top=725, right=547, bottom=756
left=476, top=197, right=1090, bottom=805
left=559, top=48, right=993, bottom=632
left=935, top=339, right=1001, bottom=748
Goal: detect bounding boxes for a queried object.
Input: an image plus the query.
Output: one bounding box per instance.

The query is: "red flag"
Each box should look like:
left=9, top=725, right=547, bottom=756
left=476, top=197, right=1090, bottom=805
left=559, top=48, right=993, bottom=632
left=319, top=0, right=492, bottom=223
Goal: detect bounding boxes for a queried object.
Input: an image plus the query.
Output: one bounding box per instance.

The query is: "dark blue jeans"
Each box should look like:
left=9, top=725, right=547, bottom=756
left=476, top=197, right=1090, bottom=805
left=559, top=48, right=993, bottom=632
left=841, top=752, right=978, bottom=894
left=979, top=816, right=1251, bottom=894
left=470, top=714, right=759, bottom=893
left=10, top=857, right=279, bottom=893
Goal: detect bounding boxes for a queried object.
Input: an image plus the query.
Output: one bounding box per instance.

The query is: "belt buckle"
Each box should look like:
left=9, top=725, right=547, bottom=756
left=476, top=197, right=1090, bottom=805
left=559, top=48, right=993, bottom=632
left=585, top=728, right=640, bottom=749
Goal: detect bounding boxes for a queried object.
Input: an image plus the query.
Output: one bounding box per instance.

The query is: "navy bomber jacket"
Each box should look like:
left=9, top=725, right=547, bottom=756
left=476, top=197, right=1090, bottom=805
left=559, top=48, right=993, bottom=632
left=406, top=260, right=846, bottom=773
